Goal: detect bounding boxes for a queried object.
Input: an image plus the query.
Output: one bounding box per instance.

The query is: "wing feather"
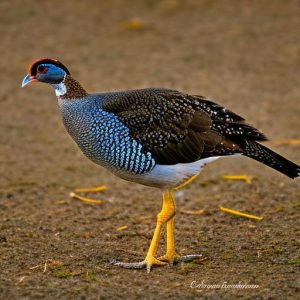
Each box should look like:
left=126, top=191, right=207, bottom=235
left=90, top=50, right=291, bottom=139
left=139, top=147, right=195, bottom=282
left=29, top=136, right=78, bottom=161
left=103, top=88, right=265, bottom=165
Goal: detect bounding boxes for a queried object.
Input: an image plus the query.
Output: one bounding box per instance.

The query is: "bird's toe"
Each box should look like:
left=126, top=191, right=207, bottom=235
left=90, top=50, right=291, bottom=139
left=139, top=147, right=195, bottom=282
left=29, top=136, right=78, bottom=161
left=110, top=255, right=167, bottom=273
left=158, top=253, right=203, bottom=265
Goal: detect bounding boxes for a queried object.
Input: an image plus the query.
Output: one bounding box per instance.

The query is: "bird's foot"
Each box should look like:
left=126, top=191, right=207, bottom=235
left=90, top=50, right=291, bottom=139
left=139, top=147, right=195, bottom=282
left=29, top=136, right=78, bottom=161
left=70, top=185, right=107, bottom=204
left=110, top=255, right=167, bottom=273
left=157, top=250, right=178, bottom=265
left=158, top=253, right=203, bottom=265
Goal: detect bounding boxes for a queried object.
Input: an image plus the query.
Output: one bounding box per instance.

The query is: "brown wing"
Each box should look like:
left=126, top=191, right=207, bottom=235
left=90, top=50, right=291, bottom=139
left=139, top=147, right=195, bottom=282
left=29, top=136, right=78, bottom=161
left=103, top=88, right=266, bottom=165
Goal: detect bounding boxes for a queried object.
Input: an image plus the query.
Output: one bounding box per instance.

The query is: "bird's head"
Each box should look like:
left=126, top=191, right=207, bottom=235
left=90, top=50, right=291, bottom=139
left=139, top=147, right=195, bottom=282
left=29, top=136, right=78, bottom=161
left=22, top=58, right=70, bottom=87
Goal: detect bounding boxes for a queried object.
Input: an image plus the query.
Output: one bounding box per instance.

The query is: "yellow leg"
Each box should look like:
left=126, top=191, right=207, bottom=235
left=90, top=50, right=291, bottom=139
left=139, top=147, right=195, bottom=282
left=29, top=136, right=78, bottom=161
left=166, top=217, right=176, bottom=259
left=110, top=189, right=175, bottom=272
left=158, top=190, right=203, bottom=265
left=157, top=190, right=177, bottom=263
left=158, top=216, right=177, bottom=263
left=147, top=190, right=176, bottom=256
left=111, top=189, right=203, bottom=271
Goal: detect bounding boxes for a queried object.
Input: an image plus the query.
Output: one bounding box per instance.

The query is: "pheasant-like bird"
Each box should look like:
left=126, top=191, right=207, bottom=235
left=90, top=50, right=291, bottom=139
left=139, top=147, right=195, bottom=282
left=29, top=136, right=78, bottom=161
left=22, top=58, right=299, bottom=272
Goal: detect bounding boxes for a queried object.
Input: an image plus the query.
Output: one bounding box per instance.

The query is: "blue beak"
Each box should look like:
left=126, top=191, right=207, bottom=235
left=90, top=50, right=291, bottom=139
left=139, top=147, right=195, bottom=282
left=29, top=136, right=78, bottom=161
left=22, top=74, right=37, bottom=88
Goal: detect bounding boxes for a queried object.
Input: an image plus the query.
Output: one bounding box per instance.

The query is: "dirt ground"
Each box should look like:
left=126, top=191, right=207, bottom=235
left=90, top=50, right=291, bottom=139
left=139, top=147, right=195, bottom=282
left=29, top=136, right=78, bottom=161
left=0, top=0, right=299, bottom=299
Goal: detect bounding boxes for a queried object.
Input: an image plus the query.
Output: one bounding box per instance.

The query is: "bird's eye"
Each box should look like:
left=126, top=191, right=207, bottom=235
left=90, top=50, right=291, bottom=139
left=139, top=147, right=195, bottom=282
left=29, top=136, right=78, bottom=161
left=37, top=65, right=48, bottom=74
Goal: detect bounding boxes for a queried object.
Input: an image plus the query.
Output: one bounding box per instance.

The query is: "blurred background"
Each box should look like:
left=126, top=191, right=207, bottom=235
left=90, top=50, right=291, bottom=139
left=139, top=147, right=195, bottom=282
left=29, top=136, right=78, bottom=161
left=0, top=1, right=299, bottom=299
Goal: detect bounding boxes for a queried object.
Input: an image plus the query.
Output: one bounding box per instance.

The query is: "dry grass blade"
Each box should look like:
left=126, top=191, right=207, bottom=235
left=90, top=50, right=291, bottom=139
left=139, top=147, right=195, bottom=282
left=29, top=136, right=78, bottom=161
left=116, top=225, right=128, bottom=231
left=181, top=209, right=204, bottom=215
left=43, top=262, right=47, bottom=273
left=18, top=276, right=26, bottom=283
left=222, top=175, right=253, bottom=184
left=120, top=19, right=145, bottom=31
left=220, top=206, right=263, bottom=221
left=70, top=192, right=103, bottom=205
left=29, top=264, right=42, bottom=270
left=74, top=185, right=107, bottom=193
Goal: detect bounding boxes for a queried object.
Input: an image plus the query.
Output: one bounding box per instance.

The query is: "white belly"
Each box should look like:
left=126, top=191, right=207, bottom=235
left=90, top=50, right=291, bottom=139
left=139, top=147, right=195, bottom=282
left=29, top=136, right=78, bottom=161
left=116, top=157, right=220, bottom=189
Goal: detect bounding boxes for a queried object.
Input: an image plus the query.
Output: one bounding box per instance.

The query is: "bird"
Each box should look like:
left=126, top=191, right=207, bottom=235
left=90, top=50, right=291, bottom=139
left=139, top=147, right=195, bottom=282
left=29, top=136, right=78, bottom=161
left=22, top=58, right=299, bottom=272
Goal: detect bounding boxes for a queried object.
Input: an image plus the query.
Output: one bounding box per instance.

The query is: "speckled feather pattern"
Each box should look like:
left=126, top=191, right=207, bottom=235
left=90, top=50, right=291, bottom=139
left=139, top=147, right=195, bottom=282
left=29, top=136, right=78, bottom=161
left=59, top=95, right=155, bottom=175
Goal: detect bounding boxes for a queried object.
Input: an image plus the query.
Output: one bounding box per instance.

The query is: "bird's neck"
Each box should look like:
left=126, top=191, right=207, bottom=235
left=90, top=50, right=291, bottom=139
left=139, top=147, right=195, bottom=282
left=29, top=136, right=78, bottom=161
left=52, top=75, right=88, bottom=99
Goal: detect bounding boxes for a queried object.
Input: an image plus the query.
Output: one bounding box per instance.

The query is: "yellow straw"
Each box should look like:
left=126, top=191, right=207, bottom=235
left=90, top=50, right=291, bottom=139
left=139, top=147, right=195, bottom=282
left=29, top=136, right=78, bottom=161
left=116, top=225, right=128, bottom=231
left=220, top=206, right=263, bottom=221
left=70, top=192, right=103, bottom=204
left=74, top=185, right=107, bottom=193
left=222, top=175, right=253, bottom=184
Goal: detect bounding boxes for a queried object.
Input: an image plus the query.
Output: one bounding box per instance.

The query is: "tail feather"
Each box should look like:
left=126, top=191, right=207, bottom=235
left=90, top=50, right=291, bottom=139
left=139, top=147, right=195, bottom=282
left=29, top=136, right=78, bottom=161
left=213, top=121, right=268, bottom=141
left=240, top=140, right=300, bottom=179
